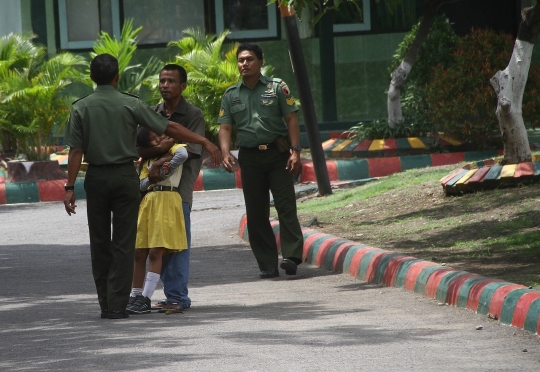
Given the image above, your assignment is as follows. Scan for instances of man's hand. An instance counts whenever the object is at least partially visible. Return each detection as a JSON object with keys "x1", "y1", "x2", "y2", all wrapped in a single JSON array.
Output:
[
  {"x1": 148, "y1": 157, "x2": 169, "y2": 183},
  {"x1": 286, "y1": 151, "x2": 302, "y2": 175},
  {"x1": 222, "y1": 153, "x2": 236, "y2": 173},
  {"x1": 204, "y1": 140, "x2": 222, "y2": 167},
  {"x1": 64, "y1": 190, "x2": 77, "y2": 216},
  {"x1": 161, "y1": 161, "x2": 171, "y2": 175},
  {"x1": 159, "y1": 137, "x2": 174, "y2": 152}
]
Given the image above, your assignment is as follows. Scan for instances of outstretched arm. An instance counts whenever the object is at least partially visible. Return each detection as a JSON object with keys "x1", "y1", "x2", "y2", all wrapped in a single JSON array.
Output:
[{"x1": 164, "y1": 121, "x2": 221, "y2": 166}]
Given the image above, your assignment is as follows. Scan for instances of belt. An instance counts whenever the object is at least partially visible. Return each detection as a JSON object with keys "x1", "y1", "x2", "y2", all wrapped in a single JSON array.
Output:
[
  {"x1": 88, "y1": 161, "x2": 134, "y2": 168},
  {"x1": 241, "y1": 142, "x2": 276, "y2": 150},
  {"x1": 148, "y1": 185, "x2": 179, "y2": 192}
]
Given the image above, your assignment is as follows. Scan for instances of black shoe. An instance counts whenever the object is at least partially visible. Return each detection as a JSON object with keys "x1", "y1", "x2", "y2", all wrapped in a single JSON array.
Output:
[
  {"x1": 127, "y1": 295, "x2": 152, "y2": 314},
  {"x1": 280, "y1": 258, "x2": 298, "y2": 275},
  {"x1": 127, "y1": 296, "x2": 137, "y2": 308},
  {"x1": 100, "y1": 309, "x2": 108, "y2": 319},
  {"x1": 108, "y1": 311, "x2": 129, "y2": 319},
  {"x1": 259, "y1": 268, "x2": 279, "y2": 279}
]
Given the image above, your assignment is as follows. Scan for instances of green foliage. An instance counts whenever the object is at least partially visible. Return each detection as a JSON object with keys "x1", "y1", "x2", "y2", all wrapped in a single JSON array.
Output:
[
  {"x1": 90, "y1": 19, "x2": 163, "y2": 96},
  {"x1": 0, "y1": 34, "x2": 87, "y2": 160},
  {"x1": 425, "y1": 29, "x2": 540, "y2": 148},
  {"x1": 345, "y1": 117, "x2": 433, "y2": 141},
  {"x1": 167, "y1": 28, "x2": 273, "y2": 144},
  {"x1": 389, "y1": 14, "x2": 457, "y2": 130}
]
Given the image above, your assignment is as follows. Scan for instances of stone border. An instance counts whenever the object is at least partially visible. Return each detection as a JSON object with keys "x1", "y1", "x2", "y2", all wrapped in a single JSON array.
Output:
[
  {"x1": 238, "y1": 215, "x2": 540, "y2": 337},
  {"x1": 441, "y1": 155, "x2": 540, "y2": 194}
]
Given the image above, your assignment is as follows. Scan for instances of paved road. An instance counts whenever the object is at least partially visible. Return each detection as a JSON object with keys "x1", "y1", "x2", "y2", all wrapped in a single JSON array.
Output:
[{"x1": 1, "y1": 189, "x2": 539, "y2": 371}]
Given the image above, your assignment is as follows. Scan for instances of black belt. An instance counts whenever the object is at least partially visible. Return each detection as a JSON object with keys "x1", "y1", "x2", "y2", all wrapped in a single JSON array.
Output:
[
  {"x1": 148, "y1": 185, "x2": 179, "y2": 192},
  {"x1": 241, "y1": 142, "x2": 276, "y2": 150},
  {"x1": 89, "y1": 161, "x2": 134, "y2": 168}
]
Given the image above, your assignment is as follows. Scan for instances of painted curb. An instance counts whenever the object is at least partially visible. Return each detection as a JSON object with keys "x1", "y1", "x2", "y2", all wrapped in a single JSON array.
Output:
[{"x1": 238, "y1": 215, "x2": 540, "y2": 337}]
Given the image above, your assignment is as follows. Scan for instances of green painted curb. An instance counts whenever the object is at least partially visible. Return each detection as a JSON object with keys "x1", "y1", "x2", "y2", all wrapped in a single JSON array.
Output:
[
  {"x1": 392, "y1": 258, "x2": 423, "y2": 288},
  {"x1": 5, "y1": 181, "x2": 40, "y2": 204},
  {"x1": 434, "y1": 271, "x2": 469, "y2": 303},
  {"x1": 456, "y1": 277, "x2": 489, "y2": 308},
  {"x1": 499, "y1": 288, "x2": 536, "y2": 325},
  {"x1": 476, "y1": 282, "x2": 513, "y2": 315},
  {"x1": 413, "y1": 265, "x2": 446, "y2": 294},
  {"x1": 202, "y1": 168, "x2": 236, "y2": 191}
]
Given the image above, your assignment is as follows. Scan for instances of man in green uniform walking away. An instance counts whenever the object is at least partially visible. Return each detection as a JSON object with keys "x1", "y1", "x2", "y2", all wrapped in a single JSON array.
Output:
[
  {"x1": 63, "y1": 54, "x2": 221, "y2": 319},
  {"x1": 218, "y1": 43, "x2": 304, "y2": 279}
]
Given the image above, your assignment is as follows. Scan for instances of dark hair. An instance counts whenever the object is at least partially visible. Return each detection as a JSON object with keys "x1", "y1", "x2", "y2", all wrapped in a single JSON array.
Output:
[
  {"x1": 161, "y1": 64, "x2": 187, "y2": 84},
  {"x1": 136, "y1": 126, "x2": 152, "y2": 148},
  {"x1": 90, "y1": 54, "x2": 119, "y2": 85},
  {"x1": 236, "y1": 43, "x2": 263, "y2": 61}
]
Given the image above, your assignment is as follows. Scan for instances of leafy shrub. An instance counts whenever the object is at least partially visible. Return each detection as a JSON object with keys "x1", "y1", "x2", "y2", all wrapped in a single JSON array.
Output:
[
  {"x1": 345, "y1": 117, "x2": 434, "y2": 141},
  {"x1": 425, "y1": 28, "x2": 540, "y2": 148}
]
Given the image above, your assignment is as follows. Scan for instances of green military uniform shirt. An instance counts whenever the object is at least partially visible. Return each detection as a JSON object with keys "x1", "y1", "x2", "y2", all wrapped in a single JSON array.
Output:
[
  {"x1": 64, "y1": 85, "x2": 169, "y2": 165},
  {"x1": 217, "y1": 75, "x2": 298, "y2": 147}
]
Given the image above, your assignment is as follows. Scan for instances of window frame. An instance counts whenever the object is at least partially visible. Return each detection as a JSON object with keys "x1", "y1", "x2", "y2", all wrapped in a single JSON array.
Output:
[
  {"x1": 214, "y1": 0, "x2": 278, "y2": 39},
  {"x1": 58, "y1": 0, "x2": 121, "y2": 49},
  {"x1": 333, "y1": 0, "x2": 371, "y2": 33}
]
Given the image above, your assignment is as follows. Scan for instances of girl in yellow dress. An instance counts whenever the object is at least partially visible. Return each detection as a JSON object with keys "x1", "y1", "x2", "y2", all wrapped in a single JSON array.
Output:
[{"x1": 128, "y1": 127, "x2": 188, "y2": 314}]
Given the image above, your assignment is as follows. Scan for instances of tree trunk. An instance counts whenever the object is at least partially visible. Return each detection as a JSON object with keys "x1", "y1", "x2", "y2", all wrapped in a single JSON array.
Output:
[
  {"x1": 387, "y1": 0, "x2": 463, "y2": 128},
  {"x1": 387, "y1": 3, "x2": 437, "y2": 127},
  {"x1": 490, "y1": 5, "x2": 540, "y2": 164}
]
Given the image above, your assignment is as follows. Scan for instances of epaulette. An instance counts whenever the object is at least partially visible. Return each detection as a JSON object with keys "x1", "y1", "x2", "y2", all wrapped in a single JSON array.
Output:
[
  {"x1": 268, "y1": 77, "x2": 283, "y2": 84},
  {"x1": 224, "y1": 82, "x2": 241, "y2": 93},
  {"x1": 121, "y1": 92, "x2": 139, "y2": 98},
  {"x1": 71, "y1": 94, "x2": 90, "y2": 104}
]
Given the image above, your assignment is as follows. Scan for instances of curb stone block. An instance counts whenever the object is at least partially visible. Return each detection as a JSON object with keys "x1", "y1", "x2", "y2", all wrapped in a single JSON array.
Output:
[
  {"x1": 240, "y1": 219, "x2": 540, "y2": 336},
  {"x1": 455, "y1": 276, "x2": 489, "y2": 309},
  {"x1": 392, "y1": 258, "x2": 423, "y2": 288},
  {"x1": 367, "y1": 157, "x2": 401, "y2": 178},
  {"x1": 0, "y1": 183, "x2": 5, "y2": 205},
  {"x1": 431, "y1": 153, "x2": 465, "y2": 166},
  {"x1": 38, "y1": 179, "x2": 65, "y2": 202},
  {"x1": 488, "y1": 284, "x2": 528, "y2": 320},
  {"x1": 5, "y1": 181, "x2": 40, "y2": 204},
  {"x1": 425, "y1": 268, "x2": 456, "y2": 298},
  {"x1": 404, "y1": 261, "x2": 439, "y2": 291}
]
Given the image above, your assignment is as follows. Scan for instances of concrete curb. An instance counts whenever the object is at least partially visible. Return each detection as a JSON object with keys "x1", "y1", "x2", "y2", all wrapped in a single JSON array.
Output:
[
  {"x1": 238, "y1": 215, "x2": 540, "y2": 337},
  {"x1": 0, "y1": 149, "x2": 519, "y2": 205}
]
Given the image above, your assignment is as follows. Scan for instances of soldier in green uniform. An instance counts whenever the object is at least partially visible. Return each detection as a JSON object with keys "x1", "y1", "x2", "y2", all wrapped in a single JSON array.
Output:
[
  {"x1": 63, "y1": 54, "x2": 221, "y2": 319},
  {"x1": 218, "y1": 43, "x2": 304, "y2": 279}
]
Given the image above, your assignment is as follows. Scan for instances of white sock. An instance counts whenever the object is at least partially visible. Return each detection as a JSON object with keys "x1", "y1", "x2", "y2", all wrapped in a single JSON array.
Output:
[
  {"x1": 142, "y1": 272, "x2": 161, "y2": 299},
  {"x1": 130, "y1": 288, "x2": 142, "y2": 297}
]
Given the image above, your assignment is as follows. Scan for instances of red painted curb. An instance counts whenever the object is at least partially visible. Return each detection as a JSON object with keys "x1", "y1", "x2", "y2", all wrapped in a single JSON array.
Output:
[
  {"x1": 235, "y1": 168, "x2": 242, "y2": 189},
  {"x1": 303, "y1": 232, "x2": 327, "y2": 261},
  {"x1": 425, "y1": 268, "x2": 455, "y2": 298},
  {"x1": 315, "y1": 237, "x2": 343, "y2": 267},
  {"x1": 431, "y1": 153, "x2": 465, "y2": 166},
  {"x1": 383, "y1": 255, "x2": 418, "y2": 287},
  {"x1": 348, "y1": 247, "x2": 378, "y2": 277},
  {"x1": 238, "y1": 215, "x2": 247, "y2": 240},
  {"x1": 0, "y1": 183, "x2": 5, "y2": 205},
  {"x1": 332, "y1": 241, "x2": 359, "y2": 271},
  {"x1": 512, "y1": 292, "x2": 540, "y2": 329},
  {"x1": 466, "y1": 279, "x2": 503, "y2": 312},
  {"x1": 404, "y1": 261, "x2": 439, "y2": 291},
  {"x1": 488, "y1": 284, "x2": 528, "y2": 320},
  {"x1": 38, "y1": 179, "x2": 66, "y2": 202},
  {"x1": 367, "y1": 157, "x2": 402, "y2": 178},
  {"x1": 193, "y1": 172, "x2": 203, "y2": 191},
  {"x1": 446, "y1": 273, "x2": 482, "y2": 306},
  {"x1": 365, "y1": 251, "x2": 391, "y2": 282}
]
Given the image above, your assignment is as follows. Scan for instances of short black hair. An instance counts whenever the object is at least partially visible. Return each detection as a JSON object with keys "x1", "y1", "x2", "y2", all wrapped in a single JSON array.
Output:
[
  {"x1": 161, "y1": 64, "x2": 187, "y2": 84},
  {"x1": 90, "y1": 54, "x2": 119, "y2": 85},
  {"x1": 236, "y1": 43, "x2": 263, "y2": 61},
  {"x1": 136, "y1": 126, "x2": 152, "y2": 148}
]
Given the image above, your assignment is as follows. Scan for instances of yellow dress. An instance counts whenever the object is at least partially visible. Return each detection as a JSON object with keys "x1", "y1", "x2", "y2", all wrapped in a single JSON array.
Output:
[{"x1": 136, "y1": 144, "x2": 188, "y2": 252}]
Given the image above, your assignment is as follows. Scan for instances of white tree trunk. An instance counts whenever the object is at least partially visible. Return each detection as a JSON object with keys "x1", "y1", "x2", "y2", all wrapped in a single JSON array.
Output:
[
  {"x1": 387, "y1": 61, "x2": 412, "y2": 128},
  {"x1": 490, "y1": 40, "x2": 533, "y2": 164}
]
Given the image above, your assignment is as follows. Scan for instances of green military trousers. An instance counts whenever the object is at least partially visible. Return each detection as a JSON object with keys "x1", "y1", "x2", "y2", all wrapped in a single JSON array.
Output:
[
  {"x1": 84, "y1": 162, "x2": 140, "y2": 313},
  {"x1": 238, "y1": 146, "x2": 304, "y2": 271}
]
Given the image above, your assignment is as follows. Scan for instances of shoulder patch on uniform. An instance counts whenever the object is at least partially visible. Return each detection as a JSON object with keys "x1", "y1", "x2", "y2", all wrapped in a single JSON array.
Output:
[
  {"x1": 71, "y1": 94, "x2": 90, "y2": 104},
  {"x1": 280, "y1": 81, "x2": 291, "y2": 95},
  {"x1": 219, "y1": 108, "x2": 225, "y2": 117},
  {"x1": 121, "y1": 92, "x2": 139, "y2": 98},
  {"x1": 286, "y1": 97, "x2": 295, "y2": 106}
]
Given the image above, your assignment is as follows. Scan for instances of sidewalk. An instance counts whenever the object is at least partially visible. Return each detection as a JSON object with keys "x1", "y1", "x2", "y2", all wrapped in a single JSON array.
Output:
[{"x1": 238, "y1": 215, "x2": 540, "y2": 337}]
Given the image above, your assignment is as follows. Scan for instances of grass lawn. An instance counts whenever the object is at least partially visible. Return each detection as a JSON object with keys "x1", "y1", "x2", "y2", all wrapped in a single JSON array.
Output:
[{"x1": 290, "y1": 163, "x2": 540, "y2": 289}]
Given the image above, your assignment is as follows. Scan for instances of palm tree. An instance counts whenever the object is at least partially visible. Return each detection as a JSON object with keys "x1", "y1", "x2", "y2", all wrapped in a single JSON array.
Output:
[
  {"x1": 0, "y1": 48, "x2": 87, "y2": 161},
  {"x1": 90, "y1": 19, "x2": 163, "y2": 97},
  {"x1": 168, "y1": 28, "x2": 273, "y2": 143}
]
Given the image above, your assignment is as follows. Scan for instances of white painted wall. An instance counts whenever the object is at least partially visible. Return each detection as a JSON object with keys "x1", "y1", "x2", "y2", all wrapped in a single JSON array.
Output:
[{"x1": 0, "y1": 0, "x2": 22, "y2": 36}]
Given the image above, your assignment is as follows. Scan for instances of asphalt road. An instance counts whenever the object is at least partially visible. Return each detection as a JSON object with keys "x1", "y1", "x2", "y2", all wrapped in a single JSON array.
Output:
[{"x1": 1, "y1": 188, "x2": 539, "y2": 371}]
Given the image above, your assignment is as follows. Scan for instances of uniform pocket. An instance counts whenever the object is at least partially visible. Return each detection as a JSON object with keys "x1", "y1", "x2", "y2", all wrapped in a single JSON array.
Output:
[{"x1": 230, "y1": 104, "x2": 246, "y2": 122}]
